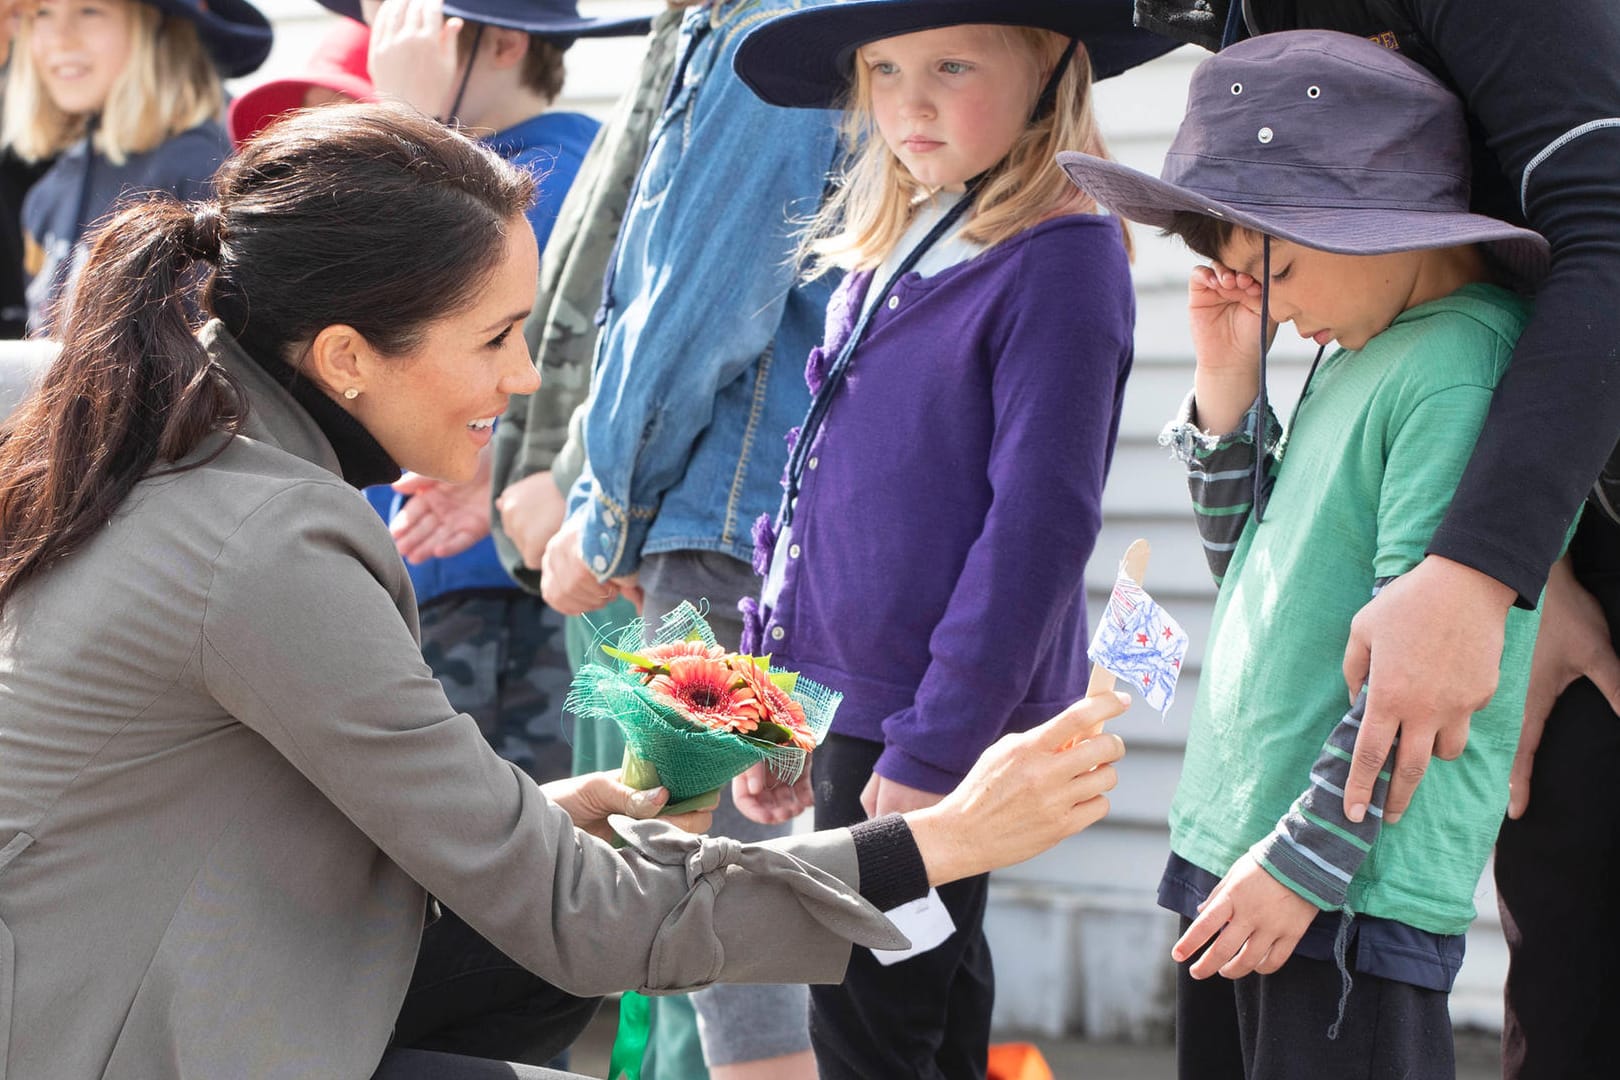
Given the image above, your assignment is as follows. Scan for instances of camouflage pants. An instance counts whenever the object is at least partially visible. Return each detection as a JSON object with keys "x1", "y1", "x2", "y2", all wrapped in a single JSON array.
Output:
[{"x1": 419, "y1": 589, "x2": 574, "y2": 783}]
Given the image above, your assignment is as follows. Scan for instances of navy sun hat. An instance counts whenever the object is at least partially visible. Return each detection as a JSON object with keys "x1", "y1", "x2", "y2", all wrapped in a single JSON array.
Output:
[
  {"x1": 149, "y1": 0, "x2": 273, "y2": 78},
  {"x1": 312, "y1": 0, "x2": 649, "y2": 41},
  {"x1": 732, "y1": 0, "x2": 1179, "y2": 109},
  {"x1": 1056, "y1": 29, "x2": 1549, "y2": 284}
]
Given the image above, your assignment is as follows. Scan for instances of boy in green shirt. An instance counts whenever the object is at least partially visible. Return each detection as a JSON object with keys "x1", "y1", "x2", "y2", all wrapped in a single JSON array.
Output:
[{"x1": 1060, "y1": 29, "x2": 1554, "y2": 1078}]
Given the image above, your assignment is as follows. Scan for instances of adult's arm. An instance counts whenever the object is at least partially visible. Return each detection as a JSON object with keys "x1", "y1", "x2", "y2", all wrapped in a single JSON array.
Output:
[
  {"x1": 1342, "y1": 0, "x2": 1620, "y2": 819},
  {"x1": 199, "y1": 479, "x2": 906, "y2": 995},
  {"x1": 876, "y1": 227, "x2": 1134, "y2": 791}
]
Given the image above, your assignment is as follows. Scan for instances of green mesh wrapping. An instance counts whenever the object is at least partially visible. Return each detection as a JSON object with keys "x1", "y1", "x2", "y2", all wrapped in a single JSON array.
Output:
[{"x1": 564, "y1": 601, "x2": 841, "y2": 802}]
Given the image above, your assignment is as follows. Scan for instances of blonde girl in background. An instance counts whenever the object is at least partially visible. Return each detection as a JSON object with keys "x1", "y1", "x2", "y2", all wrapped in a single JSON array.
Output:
[
  {"x1": 1, "y1": 0, "x2": 270, "y2": 330},
  {"x1": 732, "y1": 3, "x2": 1170, "y2": 1077}
]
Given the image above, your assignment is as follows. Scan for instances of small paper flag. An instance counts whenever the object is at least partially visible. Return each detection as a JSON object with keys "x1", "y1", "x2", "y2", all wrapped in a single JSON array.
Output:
[{"x1": 1087, "y1": 566, "x2": 1188, "y2": 716}]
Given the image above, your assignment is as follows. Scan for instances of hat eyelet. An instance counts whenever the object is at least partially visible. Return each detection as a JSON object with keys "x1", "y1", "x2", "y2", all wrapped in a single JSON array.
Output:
[
  {"x1": 1307, "y1": 85, "x2": 1322, "y2": 99},
  {"x1": 1257, "y1": 126, "x2": 1274, "y2": 144},
  {"x1": 1230, "y1": 82, "x2": 1243, "y2": 95}
]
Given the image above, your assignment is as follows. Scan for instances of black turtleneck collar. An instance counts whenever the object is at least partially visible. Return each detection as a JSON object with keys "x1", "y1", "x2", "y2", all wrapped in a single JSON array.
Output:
[{"x1": 242, "y1": 340, "x2": 401, "y2": 490}]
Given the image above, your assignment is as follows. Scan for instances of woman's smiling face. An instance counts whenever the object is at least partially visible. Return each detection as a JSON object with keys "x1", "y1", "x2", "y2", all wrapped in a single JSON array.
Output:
[{"x1": 340, "y1": 215, "x2": 541, "y2": 483}]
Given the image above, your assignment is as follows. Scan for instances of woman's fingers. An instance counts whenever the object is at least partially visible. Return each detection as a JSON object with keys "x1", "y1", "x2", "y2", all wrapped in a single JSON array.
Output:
[{"x1": 1031, "y1": 691, "x2": 1129, "y2": 752}]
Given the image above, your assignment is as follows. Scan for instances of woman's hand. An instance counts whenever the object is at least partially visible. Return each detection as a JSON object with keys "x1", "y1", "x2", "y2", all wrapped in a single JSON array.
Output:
[
  {"x1": 368, "y1": 0, "x2": 463, "y2": 119},
  {"x1": 495, "y1": 470, "x2": 568, "y2": 570},
  {"x1": 732, "y1": 760, "x2": 813, "y2": 825},
  {"x1": 903, "y1": 692, "x2": 1128, "y2": 886},
  {"x1": 1188, "y1": 261, "x2": 1269, "y2": 436},
  {"x1": 542, "y1": 771, "x2": 715, "y2": 843},
  {"x1": 1171, "y1": 853, "x2": 1317, "y2": 979}
]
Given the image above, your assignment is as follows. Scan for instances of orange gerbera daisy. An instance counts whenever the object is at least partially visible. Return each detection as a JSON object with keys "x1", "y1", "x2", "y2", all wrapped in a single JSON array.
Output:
[
  {"x1": 645, "y1": 656, "x2": 752, "y2": 734},
  {"x1": 729, "y1": 658, "x2": 816, "y2": 751}
]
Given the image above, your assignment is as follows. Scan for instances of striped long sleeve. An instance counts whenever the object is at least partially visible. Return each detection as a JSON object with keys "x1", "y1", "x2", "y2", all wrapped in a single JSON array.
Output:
[
  {"x1": 1249, "y1": 580, "x2": 1398, "y2": 911},
  {"x1": 1160, "y1": 391, "x2": 1282, "y2": 584}
]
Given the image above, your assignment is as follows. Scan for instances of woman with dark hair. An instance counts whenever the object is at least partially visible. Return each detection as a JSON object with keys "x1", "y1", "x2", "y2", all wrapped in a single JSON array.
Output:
[{"x1": 0, "y1": 103, "x2": 1128, "y2": 1080}]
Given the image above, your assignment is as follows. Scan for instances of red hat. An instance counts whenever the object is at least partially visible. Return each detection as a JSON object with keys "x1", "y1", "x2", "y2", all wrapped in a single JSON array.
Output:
[{"x1": 228, "y1": 18, "x2": 374, "y2": 147}]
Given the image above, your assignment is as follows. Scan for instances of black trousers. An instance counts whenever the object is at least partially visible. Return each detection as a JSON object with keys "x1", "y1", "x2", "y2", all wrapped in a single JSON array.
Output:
[
  {"x1": 387, "y1": 907, "x2": 602, "y2": 1071},
  {"x1": 1175, "y1": 918, "x2": 1454, "y2": 1079},
  {"x1": 809, "y1": 734, "x2": 995, "y2": 1080},
  {"x1": 1494, "y1": 510, "x2": 1620, "y2": 1080}
]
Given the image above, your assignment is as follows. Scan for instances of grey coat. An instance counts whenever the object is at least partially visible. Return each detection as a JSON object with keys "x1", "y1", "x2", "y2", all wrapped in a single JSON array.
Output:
[{"x1": 0, "y1": 323, "x2": 900, "y2": 1079}]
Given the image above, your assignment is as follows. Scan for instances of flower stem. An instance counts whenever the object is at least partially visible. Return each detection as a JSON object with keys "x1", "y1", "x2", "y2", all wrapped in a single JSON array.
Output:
[{"x1": 620, "y1": 746, "x2": 663, "y2": 792}]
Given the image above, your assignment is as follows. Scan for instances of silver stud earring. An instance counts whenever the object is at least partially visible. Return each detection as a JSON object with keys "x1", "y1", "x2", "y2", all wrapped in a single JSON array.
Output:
[{"x1": 343, "y1": 388, "x2": 360, "y2": 400}]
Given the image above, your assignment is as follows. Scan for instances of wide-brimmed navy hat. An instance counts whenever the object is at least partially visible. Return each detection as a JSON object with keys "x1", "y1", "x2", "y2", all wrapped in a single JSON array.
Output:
[
  {"x1": 150, "y1": 0, "x2": 273, "y2": 78},
  {"x1": 1057, "y1": 30, "x2": 1549, "y2": 284},
  {"x1": 312, "y1": 0, "x2": 649, "y2": 40},
  {"x1": 733, "y1": 0, "x2": 1178, "y2": 109}
]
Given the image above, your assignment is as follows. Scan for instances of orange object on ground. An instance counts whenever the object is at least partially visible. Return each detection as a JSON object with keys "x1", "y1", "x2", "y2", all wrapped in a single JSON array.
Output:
[{"x1": 987, "y1": 1041, "x2": 1055, "y2": 1080}]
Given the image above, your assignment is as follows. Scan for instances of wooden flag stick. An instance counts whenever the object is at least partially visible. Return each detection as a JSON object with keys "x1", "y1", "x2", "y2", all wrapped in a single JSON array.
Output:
[{"x1": 1062, "y1": 540, "x2": 1153, "y2": 751}]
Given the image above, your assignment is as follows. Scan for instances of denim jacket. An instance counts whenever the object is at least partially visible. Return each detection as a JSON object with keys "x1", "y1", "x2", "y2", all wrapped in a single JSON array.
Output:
[{"x1": 568, "y1": 0, "x2": 840, "y2": 579}]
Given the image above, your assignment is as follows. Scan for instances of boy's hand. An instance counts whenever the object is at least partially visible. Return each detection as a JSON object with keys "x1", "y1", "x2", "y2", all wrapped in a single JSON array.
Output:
[
  {"x1": 369, "y1": 0, "x2": 464, "y2": 119},
  {"x1": 862, "y1": 773, "x2": 945, "y2": 818},
  {"x1": 732, "y1": 760, "x2": 813, "y2": 825},
  {"x1": 1188, "y1": 262, "x2": 1271, "y2": 436},
  {"x1": 1171, "y1": 854, "x2": 1318, "y2": 980}
]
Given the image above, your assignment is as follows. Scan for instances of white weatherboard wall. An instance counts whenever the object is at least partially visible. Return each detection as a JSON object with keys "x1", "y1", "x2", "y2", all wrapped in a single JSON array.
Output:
[{"x1": 242, "y1": 8, "x2": 1510, "y2": 1043}]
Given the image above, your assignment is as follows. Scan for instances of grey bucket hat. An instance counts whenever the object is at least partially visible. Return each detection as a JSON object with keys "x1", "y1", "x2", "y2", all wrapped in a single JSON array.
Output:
[{"x1": 1057, "y1": 29, "x2": 1549, "y2": 286}]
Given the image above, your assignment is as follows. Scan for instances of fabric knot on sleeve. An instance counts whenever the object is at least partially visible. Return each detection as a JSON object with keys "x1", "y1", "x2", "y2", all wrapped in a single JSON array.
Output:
[{"x1": 607, "y1": 816, "x2": 909, "y2": 991}]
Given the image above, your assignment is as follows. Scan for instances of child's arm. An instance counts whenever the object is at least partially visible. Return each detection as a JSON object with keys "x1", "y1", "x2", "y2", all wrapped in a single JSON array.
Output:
[
  {"x1": 1172, "y1": 678, "x2": 1391, "y2": 979},
  {"x1": 1161, "y1": 264, "x2": 1280, "y2": 584}
]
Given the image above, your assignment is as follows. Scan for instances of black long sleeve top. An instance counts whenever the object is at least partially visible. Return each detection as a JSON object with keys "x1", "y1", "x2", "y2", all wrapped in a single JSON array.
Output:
[{"x1": 1136, "y1": 0, "x2": 1620, "y2": 605}]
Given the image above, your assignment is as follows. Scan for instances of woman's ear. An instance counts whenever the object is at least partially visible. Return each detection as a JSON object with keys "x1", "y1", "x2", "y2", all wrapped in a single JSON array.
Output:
[{"x1": 304, "y1": 324, "x2": 373, "y2": 403}]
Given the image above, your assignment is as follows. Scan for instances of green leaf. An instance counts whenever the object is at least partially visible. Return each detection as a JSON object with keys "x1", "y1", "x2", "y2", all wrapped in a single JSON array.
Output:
[
  {"x1": 748, "y1": 719, "x2": 794, "y2": 745},
  {"x1": 684, "y1": 627, "x2": 708, "y2": 644},
  {"x1": 769, "y1": 670, "x2": 798, "y2": 694},
  {"x1": 601, "y1": 643, "x2": 662, "y2": 671}
]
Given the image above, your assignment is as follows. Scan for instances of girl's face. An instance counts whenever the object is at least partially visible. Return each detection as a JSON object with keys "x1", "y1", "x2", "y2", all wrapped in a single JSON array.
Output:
[
  {"x1": 860, "y1": 24, "x2": 1043, "y2": 192},
  {"x1": 345, "y1": 216, "x2": 541, "y2": 483},
  {"x1": 29, "y1": 0, "x2": 138, "y2": 117}
]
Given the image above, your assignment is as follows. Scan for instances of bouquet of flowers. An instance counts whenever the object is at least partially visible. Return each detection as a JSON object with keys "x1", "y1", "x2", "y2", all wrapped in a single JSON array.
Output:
[{"x1": 566, "y1": 601, "x2": 840, "y2": 806}]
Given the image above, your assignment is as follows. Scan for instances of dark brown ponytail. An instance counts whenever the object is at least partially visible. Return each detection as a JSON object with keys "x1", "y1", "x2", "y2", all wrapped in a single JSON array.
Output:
[
  {"x1": 0, "y1": 102, "x2": 535, "y2": 615},
  {"x1": 0, "y1": 196, "x2": 243, "y2": 614}
]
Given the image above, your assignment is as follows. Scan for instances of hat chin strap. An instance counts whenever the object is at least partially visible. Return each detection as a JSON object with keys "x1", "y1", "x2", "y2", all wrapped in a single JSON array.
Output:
[
  {"x1": 445, "y1": 23, "x2": 485, "y2": 125},
  {"x1": 1254, "y1": 234, "x2": 1272, "y2": 523},
  {"x1": 1032, "y1": 36, "x2": 1079, "y2": 122}
]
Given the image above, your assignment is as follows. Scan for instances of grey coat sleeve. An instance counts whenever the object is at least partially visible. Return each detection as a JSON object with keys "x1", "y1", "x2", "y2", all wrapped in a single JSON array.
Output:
[{"x1": 199, "y1": 480, "x2": 904, "y2": 996}]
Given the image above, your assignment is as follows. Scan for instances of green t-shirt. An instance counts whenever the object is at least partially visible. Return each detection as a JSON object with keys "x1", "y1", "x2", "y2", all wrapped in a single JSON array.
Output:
[{"x1": 1170, "y1": 283, "x2": 1541, "y2": 936}]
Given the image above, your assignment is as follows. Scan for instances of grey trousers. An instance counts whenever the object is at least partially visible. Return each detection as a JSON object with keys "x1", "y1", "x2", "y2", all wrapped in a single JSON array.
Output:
[{"x1": 638, "y1": 550, "x2": 814, "y2": 1066}]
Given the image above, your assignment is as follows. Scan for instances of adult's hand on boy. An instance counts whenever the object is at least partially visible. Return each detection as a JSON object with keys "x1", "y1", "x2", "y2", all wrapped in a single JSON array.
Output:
[
  {"x1": 1509, "y1": 554, "x2": 1620, "y2": 818},
  {"x1": 1342, "y1": 556, "x2": 1515, "y2": 824},
  {"x1": 1172, "y1": 853, "x2": 1317, "y2": 980}
]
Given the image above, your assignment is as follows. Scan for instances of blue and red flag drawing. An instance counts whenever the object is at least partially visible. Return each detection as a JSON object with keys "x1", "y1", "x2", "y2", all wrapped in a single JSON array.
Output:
[{"x1": 1088, "y1": 568, "x2": 1189, "y2": 716}]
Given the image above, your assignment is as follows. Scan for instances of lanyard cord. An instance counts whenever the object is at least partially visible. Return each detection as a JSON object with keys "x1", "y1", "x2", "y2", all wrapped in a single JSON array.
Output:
[
  {"x1": 776, "y1": 36, "x2": 1077, "y2": 529},
  {"x1": 777, "y1": 181, "x2": 982, "y2": 527}
]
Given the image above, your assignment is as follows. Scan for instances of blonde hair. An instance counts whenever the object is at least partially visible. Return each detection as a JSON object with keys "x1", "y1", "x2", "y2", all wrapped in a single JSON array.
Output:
[
  {"x1": 801, "y1": 27, "x2": 1129, "y2": 277},
  {"x1": 2, "y1": 0, "x2": 223, "y2": 165}
]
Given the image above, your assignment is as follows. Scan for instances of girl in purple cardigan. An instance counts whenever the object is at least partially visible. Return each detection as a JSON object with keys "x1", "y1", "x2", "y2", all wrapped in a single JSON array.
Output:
[{"x1": 731, "y1": 2, "x2": 1167, "y2": 1076}]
